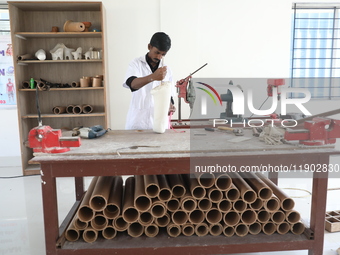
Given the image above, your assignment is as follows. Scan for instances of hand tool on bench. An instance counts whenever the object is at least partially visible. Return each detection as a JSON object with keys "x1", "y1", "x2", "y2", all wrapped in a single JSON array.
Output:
[{"x1": 217, "y1": 126, "x2": 244, "y2": 136}]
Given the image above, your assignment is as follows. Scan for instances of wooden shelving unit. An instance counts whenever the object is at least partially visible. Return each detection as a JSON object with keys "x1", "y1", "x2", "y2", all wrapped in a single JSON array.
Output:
[{"x1": 8, "y1": 1, "x2": 107, "y2": 175}]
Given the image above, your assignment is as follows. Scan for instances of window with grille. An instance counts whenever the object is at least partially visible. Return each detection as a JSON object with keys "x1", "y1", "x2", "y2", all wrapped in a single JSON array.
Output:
[{"x1": 291, "y1": 3, "x2": 340, "y2": 99}]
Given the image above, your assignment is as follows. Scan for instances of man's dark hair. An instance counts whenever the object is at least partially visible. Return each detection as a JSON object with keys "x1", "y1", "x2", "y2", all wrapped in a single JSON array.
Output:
[{"x1": 150, "y1": 32, "x2": 171, "y2": 52}]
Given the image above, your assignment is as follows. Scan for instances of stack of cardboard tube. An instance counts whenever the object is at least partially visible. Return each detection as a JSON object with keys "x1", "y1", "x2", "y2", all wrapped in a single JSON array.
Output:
[{"x1": 65, "y1": 172, "x2": 305, "y2": 243}]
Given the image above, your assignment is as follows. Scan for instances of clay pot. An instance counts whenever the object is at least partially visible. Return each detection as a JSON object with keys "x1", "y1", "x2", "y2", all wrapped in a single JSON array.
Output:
[
  {"x1": 63, "y1": 20, "x2": 85, "y2": 32},
  {"x1": 80, "y1": 77, "x2": 91, "y2": 87},
  {"x1": 82, "y1": 22, "x2": 92, "y2": 32},
  {"x1": 92, "y1": 77, "x2": 102, "y2": 87}
]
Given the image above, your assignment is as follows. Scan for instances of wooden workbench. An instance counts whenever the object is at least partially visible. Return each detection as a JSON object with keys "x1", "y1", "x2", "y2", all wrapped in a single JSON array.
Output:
[{"x1": 31, "y1": 129, "x2": 340, "y2": 255}]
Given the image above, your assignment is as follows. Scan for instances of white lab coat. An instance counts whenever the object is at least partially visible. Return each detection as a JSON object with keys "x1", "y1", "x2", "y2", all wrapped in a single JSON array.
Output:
[{"x1": 123, "y1": 55, "x2": 173, "y2": 130}]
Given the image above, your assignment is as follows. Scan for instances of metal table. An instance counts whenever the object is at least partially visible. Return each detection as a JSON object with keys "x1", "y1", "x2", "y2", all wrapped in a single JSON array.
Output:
[{"x1": 31, "y1": 129, "x2": 340, "y2": 255}]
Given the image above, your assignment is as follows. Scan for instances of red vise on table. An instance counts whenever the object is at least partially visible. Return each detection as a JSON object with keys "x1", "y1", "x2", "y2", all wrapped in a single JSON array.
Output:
[
  {"x1": 28, "y1": 125, "x2": 81, "y2": 153},
  {"x1": 284, "y1": 117, "x2": 340, "y2": 146}
]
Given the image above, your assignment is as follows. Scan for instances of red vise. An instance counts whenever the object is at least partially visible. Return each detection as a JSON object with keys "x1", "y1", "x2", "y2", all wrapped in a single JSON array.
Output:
[
  {"x1": 284, "y1": 117, "x2": 340, "y2": 146},
  {"x1": 28, "y1": 125, "x2": 81, "y2": 153}
]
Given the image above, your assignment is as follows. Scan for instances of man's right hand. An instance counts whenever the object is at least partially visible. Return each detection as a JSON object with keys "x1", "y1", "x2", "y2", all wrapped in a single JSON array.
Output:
[{"x1": 152, "y1": 66, "x2": 167, "y2": 81}]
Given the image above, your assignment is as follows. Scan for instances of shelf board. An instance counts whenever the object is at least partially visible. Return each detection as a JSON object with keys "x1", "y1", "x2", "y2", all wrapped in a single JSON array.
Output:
[
  {"x1": 15, "y1": 32, "x2": 102, "y2": 39},
  {"x1": 22, "y1": 113, "x2": 106, "y2": 119},
  {"x1": 10, "y1": 2, "x2": 101, "y2": 12},
  {"x1": 60, "y1": 230, "x2": 311, "y2": 252},
  {"x1": 18, "y1": 59, "x2": 102, "y2": 64},
  {"x1": 24, "y1": 164, "x2": 41, "y2": 176},
  {"x1": 19, "y1": 87, "x2": 104, "y2": 92}
]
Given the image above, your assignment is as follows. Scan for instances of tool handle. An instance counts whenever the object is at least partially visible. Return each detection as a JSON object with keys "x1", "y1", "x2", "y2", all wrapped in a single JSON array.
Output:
[
  {"x1": 204, "y1": 127, "x2": 215, "y2": 132},
  {"x1": 217, "y1": 126, "x2": 233, "y2": 131}
]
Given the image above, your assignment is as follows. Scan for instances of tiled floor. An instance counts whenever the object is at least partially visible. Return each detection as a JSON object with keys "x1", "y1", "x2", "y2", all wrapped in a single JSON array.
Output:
[{"x1": 0, "y1": 166, "x2": 339, "y2": 255}]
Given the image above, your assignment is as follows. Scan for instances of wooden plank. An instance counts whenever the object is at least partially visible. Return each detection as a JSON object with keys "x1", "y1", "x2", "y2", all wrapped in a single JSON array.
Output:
[{"x1": 15, "y1": 32, "x2": 102, "y2": 38}]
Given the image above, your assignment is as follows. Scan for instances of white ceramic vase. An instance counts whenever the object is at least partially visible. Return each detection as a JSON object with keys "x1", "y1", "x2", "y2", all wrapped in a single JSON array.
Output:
[{"x1": 35, "y1": 49, "x2": 46, "y2": 61}]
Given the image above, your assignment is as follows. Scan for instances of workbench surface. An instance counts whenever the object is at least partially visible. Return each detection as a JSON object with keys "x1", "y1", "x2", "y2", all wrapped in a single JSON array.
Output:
[{"x1": 32, "y1": 128, "x2": 337, "y2": 162}]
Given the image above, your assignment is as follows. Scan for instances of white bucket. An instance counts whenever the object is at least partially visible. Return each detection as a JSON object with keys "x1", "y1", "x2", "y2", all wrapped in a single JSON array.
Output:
[{"x1": 151, "y1": 81, "x2": 172, "y2": 133}]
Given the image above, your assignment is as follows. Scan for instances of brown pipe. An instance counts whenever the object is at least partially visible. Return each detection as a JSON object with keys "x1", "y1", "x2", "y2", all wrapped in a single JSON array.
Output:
[
  {"x1": 209, "y1": 223, "x2": 223, "y2": 236},
  {"x1": 271, "y1": 210, "x2": 286, "y2": 224},
  {"x1": 180, "y1": 190, "x2": 197, "y2": 212},
  {"x1": 263, "y1": 195, "x2": 280, "y2": 212},
  {"x1": 194, "y1": 172, "x2": 215, "y2": 188},
  {"x1": 73, "y1": 217, "x2": 88, "y2": 230},
  {"x1": 102, "y1": 226, "x2": 117, "y2": 239},
  {"x1": 195, "y1": 222, "x2": 209, "y2": 236},
  {"x1": 241, "y1": 209, "x2": 257, "y2": 225},
  {"x1": 127, "y1": 222, "x2": 144, "y2": 237},
  {"x1": 166, "y1": 197, "x2": 180, "y2": 212},
  {"x1": 122, "y1": 176, "x2": 139, "y2": 223},
  {"x1": 291, "y1": 222, "x2": 305, "y2": 235},
  {"x1": 157, "y1": 175, "x2": 172, "y2": 202},
  {"x1": 223, "y1": 225, "x2": 235, "y2": 237},
  {"x1": 134, "y1": 175, "x2": 152, "y2": 212},
  {"x1": 234, "y1": 223, "x2": 249, "y2": 237},
  {"x1": 167, "y1": 174, "x2": 186, "y2": 198},
  {"x1": 65, "y1": 222, "x2": 80, "y2": 242},
  {"x1": 91, "y1": 213, "x2": 108, "y2": 231},
  {"x1": 277, "y1": 222, "x2": 290, "y2": 235},
  {"x1": 182, "y1": 174, "x2": 206, "y2": 200},
  {"x1": 197, "y1": 198, "x2": 212, "y2": 211},
  {"x1": 71, "y1": 81, "x2": 80, "y2": 87},
  {"x1": 167, "y1": 223, "x2": 181, "y2": 237},
  {"x1": 138, "y1": 211, "x2": 154, "y2": 226},
  {"x1": 256, "y1": 173, "x2": 295, "y2": 211},
  {"x1": 73, "y1": 104, "x2": 83, "y2": 114},
  {"x1": 239, "y1": 172, "x2": 273, "y2": 200},
  {"x1": 172, "y1": 210, "x2": 188, "y2": 225},
  {"x1": 154, "y1": 213, "x2": 170, "y2": 227},
  {"x1": 189, "y1": 209, "x2": 205, "y2": 224},
  {"x1": 22, "y1": 81, "x2": 31, "y2": 89},
  {"x1": 233, "y1": 199, "x2": 247, "y2": 212},
  {"x1": 144, "y1": 175, "x2": 160, "y2": 198},
  {"x1": 37, "y1": 80, "x2": 48, "y2": 91},
  {"x1": 150, "y1": 199, "x2": 166, "y2": 218},
  {"x1": 205, "y1": 207, "x2": 222, "y2": 224},
  {"x1": 77, "y1": 176, "x2": 98, "y2": 222},
  {"x1": 217, "y1": 199, "x2": 232, "y2": 213},
  {"x1": 257, "y1": 209, "x2": 271, "y2": 223},
  {"x1": 90, "y1": 176, "x2": 114, "y2": 212},
  {"x1": 52, "y1": 106, "x2": 66, "y2": 114},
  {"x1": 229, "y1": 172, "x2": 257, "y2": 204},
  {"x1": 262, "y1": 222, "x2": 276, "y2": 235},
  {"x1": 66, "y1": 105, "x2": 75, "y2": 114},
  {"x1": 215, "y1": 173, "x2": 232, "y2": 191},
  {"x1": 17, "y1": 54, "x2": 33, "y2": 61},
  {"x1": 285, "y1": 210, "x2": 301, "y2": 224},
  {"x1": 113, "y1": 215, "x2": 130, "y2": 231},
  {"x1": 207, "y1": 187, "x2": 223, "y2": 203},
  {"x1": 250, "y1": 198, "x2": 264, "y2": 210},
  {"x1": 82, "y1": 104, "x2": 93, "y2": 114},
  {"x1": 248, "y1": 222, "x2": 262, "y2": 235},
  {"x1": 225, "y1": 184, "x2": 240, "y2": 202},
  {"x1": 104, "y1": 176, "x2": 123, "y2": 219},
  {"x1": 145, "y1": 223, "x2": 159, "y2": 237},
  {"x1": 83, "y1": 227, "x2": 98, "y2": 243},
  {"x1": 182, "y1": 223, "x2": 195, "y2": 236},
  {"x1": 223, "y1": 211, "x2": 240, "y2": 227}
]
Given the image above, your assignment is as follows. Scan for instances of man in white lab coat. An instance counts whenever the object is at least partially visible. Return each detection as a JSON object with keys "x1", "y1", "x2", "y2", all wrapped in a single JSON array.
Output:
[{"x1": 123, "y1": 32, "x2": 175, "y2": 130}]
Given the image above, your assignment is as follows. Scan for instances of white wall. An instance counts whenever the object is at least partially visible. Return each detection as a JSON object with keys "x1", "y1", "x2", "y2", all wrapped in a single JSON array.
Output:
[{"x1": 1, "y1": 0, "x2": 340, "y2": 166}]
